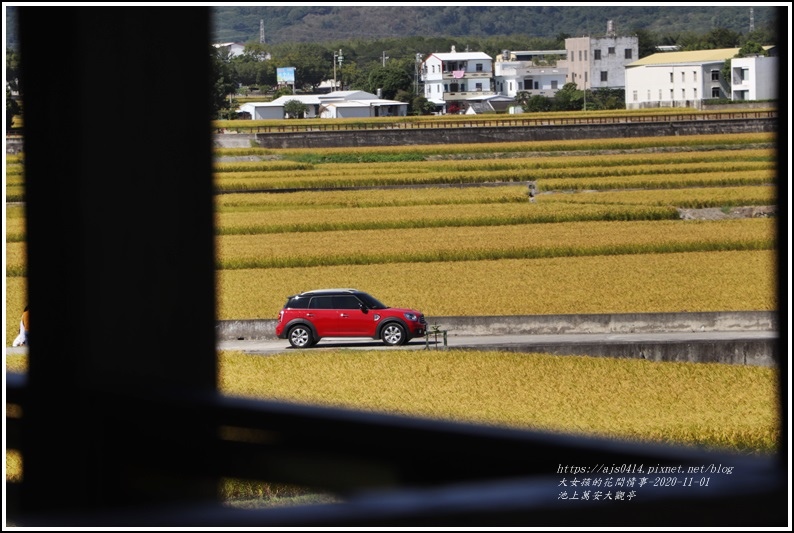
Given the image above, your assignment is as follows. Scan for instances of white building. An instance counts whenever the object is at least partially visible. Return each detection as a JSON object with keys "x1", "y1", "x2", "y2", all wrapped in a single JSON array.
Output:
[
  {"x1": 624, "y1": 48, "x2": 739, "y2": 109},
  {"x1": 236, "y1": 91, "x2": 407, "y2": 120},
  {"x1": 493, "y1": 50, "x2": 567, "y2": 98},
  {"x1": 730, "y1": 55, "x2": 778, "y2": 101},
  {"x1": 213, "y1": 42, "x2": 246, "y2": 58},
  {"x1": 562, "y1": 30, "x2": 638, "y2": 92},
  {"x1": 421, "y1": 46, "x2": 495, "y2": 112}
]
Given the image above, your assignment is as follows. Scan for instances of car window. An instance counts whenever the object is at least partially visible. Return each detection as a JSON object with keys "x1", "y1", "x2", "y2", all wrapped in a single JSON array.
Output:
[
  {"x1": 309, "y1": 296, "x2": 334, "y2": 309},
  {"x1": 356, "y1": 293, "x2": 387, "y2": 309},
  {"x1": 286, "y1": 296, "x2": 310, "y2": 309},
  {"x1": 333, "y1": 295, "x2": 362, "y2": 309}
]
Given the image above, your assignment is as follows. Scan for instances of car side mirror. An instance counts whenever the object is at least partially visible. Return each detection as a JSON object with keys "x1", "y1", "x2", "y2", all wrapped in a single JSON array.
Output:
[{"x1": 359, "y1": 302, "x2": 368, "y2": 313}]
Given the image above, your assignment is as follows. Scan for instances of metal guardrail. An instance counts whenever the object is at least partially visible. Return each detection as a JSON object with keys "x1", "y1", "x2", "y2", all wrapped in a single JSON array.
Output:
[{"x1": 215, "y1": 111, "x2": 776, "y2": 134}]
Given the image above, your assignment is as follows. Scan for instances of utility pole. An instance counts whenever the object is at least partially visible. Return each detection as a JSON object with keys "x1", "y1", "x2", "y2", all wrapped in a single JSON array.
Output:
[
  {"x1": 333, "y1": 49, "x2": 344, "y2": 90},
  {"x1": 259, "y1": 19, "x2": 265, "y2": 43},
  {"x1": 382, "y1": 51, "x2": 389, "y2": 67},
  {"x1": 415, "y1": 53, "x2": 423, "y2": 96}
]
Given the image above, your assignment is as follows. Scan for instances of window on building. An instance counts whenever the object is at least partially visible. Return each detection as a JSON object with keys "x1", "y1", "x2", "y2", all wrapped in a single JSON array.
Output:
[
  {"x1": 647, "y1": 90, "x2": 651, "y2": 100},
  {"x1": 578, "y1": 50, "x2": 582, "y2": 61},
  {"x1": 570, "y1": 51, "x2": 574, "y2": 61},
  {"x1": 711, "y1": 87, "x2": 720, "y2": 97},
  {"x1": 584, "y1": 50, "x2": 587, "y2": 61},
  {"x1": 681, "y1": 72, "x2": 685, "y2": 83},
  {"x1": 600, "y1": 71, "x2": 608, "y2": 82},
  {"x1": 670, "y1": 89, "x2": 674, "y2": 100},
  {"x1": 742, "y1": 68, "x2": 750, "y2": 81},
  {"x1": 694, "y1": 88, "x2": 697, "y2": 99},
  {"x1": 633, "y1": 90, "x2": 638, "y2": 101},
  {"x1": 658, "y1": 89, "x2": 662, "y2": 100},
  {"x1": 624, "y1": 49, "x2": 632, "y2": 59},
  {"x1": 608, "y1": 47, "x2": 615, "y2": 55},
  {"x1": 551, "y1": 80, "x2": 558, "y2": 89},
  {"x1": 476, "y1": 63, "x2": 483, "y2": 72},
  {"x1": 584, "y1": 72, "x2": 587, "y2": 83},
  {"x1": 594, "y1": 49, "x2": 601, "y2": 60},
  {"x1": 681, "y1": 88, "x2": 686, "y2": 99},
  {"x1": 711, "y1": 70, "x2": 720, "y2": 81},
  {"x1": 475, "y1": 82, "x2": 483, "y2": 91},
  {"x1": 670, "y1": 72, "x2": 674, "y2": 83},
  {"x1": 693, "y1": 71, "x2": 697, "y2": 82}
]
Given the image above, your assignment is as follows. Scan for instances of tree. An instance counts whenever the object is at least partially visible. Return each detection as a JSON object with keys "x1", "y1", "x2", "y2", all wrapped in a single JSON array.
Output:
[
  {"x1": 586, "y1": 88, "x2": 624, "y2": 111},
  {"x1": 524, "y1": 94, "x2": 553, "y2": 113},
  {"x1": 409, "y1": 94, "x2": 436, "y2": 115},
  {"x1": 737, "y1": 41, "x2": 767, "y2": 57},
  {"x1": 209, "y1": 46, "x2": 238, "y2": 120},
  {"x1": 283, "y1": 99, "x2": 307, "y2": 119},
  {"x1": 6, "y1": 49, "x2": 22, "y2": 129},
  {"x1": 231, "y1": 53, "x2": 273, "y2": 87},
  {"x1": 271, "y1": 42, "x2": 330, "y2": 91},
  {"x1": 552, "y1": 82, "x2": 582, "y2": 111},
  {"x1": 632, "y1": 28, "x2": 659, "y2": 59},
  {"x1": 6, "y1": 86, "x2": 20, "y2": 130},
  {"x1": 364, "y1": 66, "x2": 412, "y2": 99}
]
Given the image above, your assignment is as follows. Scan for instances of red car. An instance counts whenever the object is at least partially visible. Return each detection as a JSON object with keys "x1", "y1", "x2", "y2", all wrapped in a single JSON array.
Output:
[{"x1": 275, "y1": 288, "x2": 427, "y2": 348}]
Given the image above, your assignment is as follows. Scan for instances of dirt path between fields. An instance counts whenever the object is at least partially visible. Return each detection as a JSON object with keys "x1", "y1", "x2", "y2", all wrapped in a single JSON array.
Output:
[{"x1": 676, "y1": 205, "x2": 776, "y2": 220}]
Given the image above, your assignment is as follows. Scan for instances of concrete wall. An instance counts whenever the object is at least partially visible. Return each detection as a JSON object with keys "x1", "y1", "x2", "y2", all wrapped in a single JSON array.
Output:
[
  {"x1": 213, "y1": 117, "x2": 776, "y2": 149},
  {"x1": 454, "y1": 338, "x2": 777, "y2": 367},
  {"x1": 216, "y1": 310, "x2": 777, "y2": 341}
]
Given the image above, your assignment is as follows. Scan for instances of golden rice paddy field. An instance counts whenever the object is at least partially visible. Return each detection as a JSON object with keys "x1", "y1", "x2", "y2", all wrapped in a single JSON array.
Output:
[
  {"x1": 5, "y1": 131, "x2": 781, "y2": 457},
  {"x1": 5, "y1": 132, "x2": 779, "y2": 334},
  {"x1": 216, "y1": 349, "x2": 780, "y2": 453}
]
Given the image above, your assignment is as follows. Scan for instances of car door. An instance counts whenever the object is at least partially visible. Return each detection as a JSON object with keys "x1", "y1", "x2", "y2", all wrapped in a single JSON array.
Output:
[
  {"x1": 333, "y1": 295, "x2": 373, "y2": 336},
  {"x1": 307, "y1": 295, "x2": 337, "y2": 337}
]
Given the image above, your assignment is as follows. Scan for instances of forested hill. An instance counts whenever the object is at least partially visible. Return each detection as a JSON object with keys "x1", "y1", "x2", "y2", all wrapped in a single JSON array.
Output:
[
  {"x1": 210, "y1": 5, "x2": 779, "y2": 45},
  {"x1": 4, "y1": 5, "x2": 781, "y2": 49}
]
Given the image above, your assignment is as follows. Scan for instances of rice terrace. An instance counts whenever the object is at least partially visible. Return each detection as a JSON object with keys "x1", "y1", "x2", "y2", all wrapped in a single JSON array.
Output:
[{"x1": 4, "y1": 118, "x2": 781, "y2": 505}]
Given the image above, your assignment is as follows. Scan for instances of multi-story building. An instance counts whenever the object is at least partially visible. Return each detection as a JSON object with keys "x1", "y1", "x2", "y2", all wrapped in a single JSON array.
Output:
[
  {"x1": 730, "y1": 54, "x2": 778, "y2": 102},
  {"x1": 493, "y1": 50, "x2": 567, "y2": 98},
  {"x1": 561, "y1": 21, "x2": 638, "y2": 92},
  {"x1": 421, "y1": 46, "x2": 495, "y2": 113},
  {"x1": 624, "y1": 48, "x2": 740, "y2": 109}
]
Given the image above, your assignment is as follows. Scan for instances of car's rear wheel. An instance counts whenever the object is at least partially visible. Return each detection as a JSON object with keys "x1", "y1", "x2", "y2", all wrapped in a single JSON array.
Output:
[
  {"x1": 288, "y1": 325, "x2": 314, "y2": 348},
  {"x1": 381, "y1": 322, "x2": 406, "y2": 346}
]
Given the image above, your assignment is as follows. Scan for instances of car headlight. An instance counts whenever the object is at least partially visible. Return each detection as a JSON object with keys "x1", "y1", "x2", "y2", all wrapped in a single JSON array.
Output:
[{"x1": 404, "y1": 312, "x2": 418, "y2": 321}]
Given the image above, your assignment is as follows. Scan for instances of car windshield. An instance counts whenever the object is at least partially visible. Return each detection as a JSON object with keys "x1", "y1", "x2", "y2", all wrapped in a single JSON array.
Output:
[{"x1": 357, "y1": 292, "x2": 388, "y2": 309}]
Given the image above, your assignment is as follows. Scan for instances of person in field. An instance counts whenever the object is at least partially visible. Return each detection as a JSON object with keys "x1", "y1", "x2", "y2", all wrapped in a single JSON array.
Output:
[{"x1": 12, "y1": 305, "x2": 29, "y2": 347}]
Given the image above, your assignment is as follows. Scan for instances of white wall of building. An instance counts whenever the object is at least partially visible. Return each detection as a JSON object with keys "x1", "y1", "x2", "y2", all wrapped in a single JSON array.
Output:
[
  {"x1": 494, "y1": 62, "x2": 566, "y2": 97},
  {"x1": 625, "y1": 61, "x2": 726, "y2": 109},
  {"x1": 421, "y1": 48, "x2": 494, "y2": 105},
  {"x1": 563, "y1": 35, "x2": 638, "y2": 90},
  {"x1": 731, "y1": 56, "x2": 778, "y2": 101}
]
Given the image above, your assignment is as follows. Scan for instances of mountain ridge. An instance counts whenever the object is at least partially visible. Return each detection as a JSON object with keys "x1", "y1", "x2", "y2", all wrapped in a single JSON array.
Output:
[{"x1": 210, "y1": 5, "x2": 778, "y2": 45}]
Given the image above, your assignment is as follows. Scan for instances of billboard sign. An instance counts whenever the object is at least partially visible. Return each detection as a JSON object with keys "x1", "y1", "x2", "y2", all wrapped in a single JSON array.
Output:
[{"x1": 277, "y1": 67, "x2": 296, "y2": 83}]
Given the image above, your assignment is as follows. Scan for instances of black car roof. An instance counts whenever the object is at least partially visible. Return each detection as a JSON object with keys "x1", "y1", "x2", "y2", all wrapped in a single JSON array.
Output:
[{"x1": 294, "y1": 288, "x2": 360, "y2": 297}]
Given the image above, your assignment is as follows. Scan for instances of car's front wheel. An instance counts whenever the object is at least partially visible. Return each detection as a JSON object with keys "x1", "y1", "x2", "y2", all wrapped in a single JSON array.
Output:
[
  {"x1": 381, "y1": 322, "x2": 406, "y2": 346},
  {"x1": 288, "y1": 325, "x2": 314, "y2": 348}
]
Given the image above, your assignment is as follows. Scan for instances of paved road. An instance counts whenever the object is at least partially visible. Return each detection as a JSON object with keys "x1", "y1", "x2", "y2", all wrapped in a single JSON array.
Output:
[
  {"x1": 216, "y1": 330, "x2": 778, "y2": 356},
  {"x1": 7, "y1": 330, "x2": 777, "y2": 366}
]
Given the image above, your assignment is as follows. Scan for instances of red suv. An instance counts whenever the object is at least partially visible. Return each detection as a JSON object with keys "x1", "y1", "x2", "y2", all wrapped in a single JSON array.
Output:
[{"x1": 275, "y1": 288, "x2": 427, "y2": 348}]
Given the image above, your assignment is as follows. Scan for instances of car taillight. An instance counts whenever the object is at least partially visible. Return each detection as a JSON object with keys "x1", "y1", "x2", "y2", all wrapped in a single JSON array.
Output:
[{"x1": 277, "y1": 310, "x2": 284, "y2": 322}]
